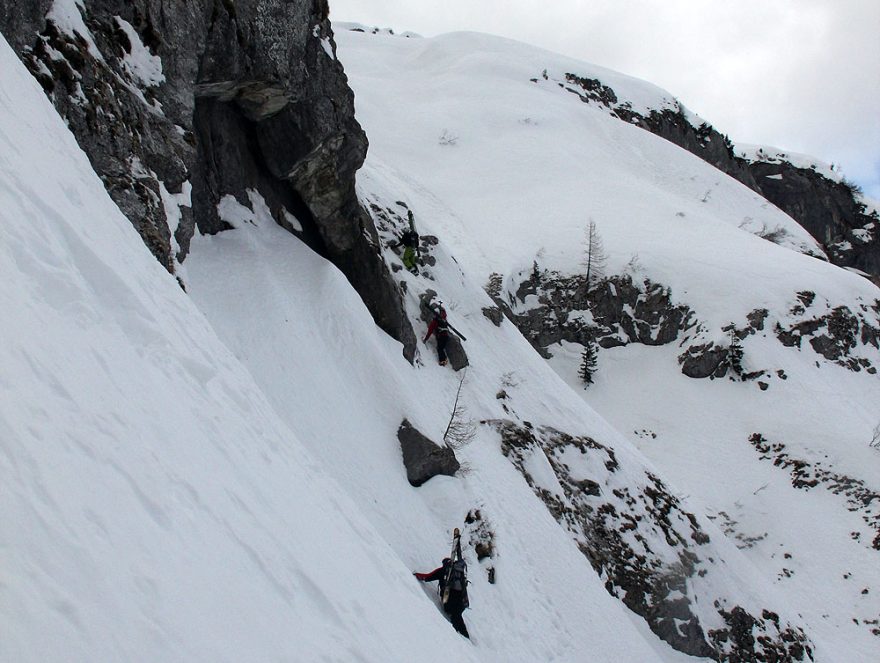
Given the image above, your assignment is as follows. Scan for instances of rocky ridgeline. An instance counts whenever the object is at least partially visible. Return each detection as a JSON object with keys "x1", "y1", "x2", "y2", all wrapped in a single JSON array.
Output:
[
  {"x1": 1, "y1": 0, "x2": 416, "y2": 357},
  {"x1": 555, "y1": 73, "x2": 758, "y2": 192},
  {"x1": 545, "y1": 71, "x2": 880, "y2": 281},
  {"x1": 493, "y1": 268, "x2": 880, "y2": 381},
  {"x1": 490, "y1": 269, "x2": 696, "y2": 358},
  {"x1": 487, "y1": 419, "x2": 813, "y2": 661}
]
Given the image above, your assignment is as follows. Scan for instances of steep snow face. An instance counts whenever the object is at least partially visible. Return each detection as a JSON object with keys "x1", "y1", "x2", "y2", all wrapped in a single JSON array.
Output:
[
  {"x1": 1, "y1": 33, "x2": 672, "y2": 663},
  {"x1": 335, "y1": 27, "x2": 824, "y2": 286},
  {"x1": 335, "y1": 26, "x2": 880, "y2": 660},
  {"x1": 180, "y1": 26, "x2": 848, "y2": 663},
  {"x1": 5, "y1": 15, "x2": 879, "y2": 662},
  {"x1": 180, "y1": 189, "x2": 673, "y2": 662},
  {"x1": 0, "y1": 36, "x2": 484, "y2": 663}
]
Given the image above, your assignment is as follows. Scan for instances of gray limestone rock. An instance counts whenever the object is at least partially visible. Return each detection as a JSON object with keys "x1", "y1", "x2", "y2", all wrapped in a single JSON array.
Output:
[
  {"x1": 747, "y1": 160, "x2": 880, "y2": 280},
  {"x1": 397, "y1": 419, "x2": 460, "y2": 487},
  {"x1": 0, "y1": 0, "x2": 415, "y2": 358},
  {"x1": 678, "y1": 343, "x2": 728, "y2": 379}
]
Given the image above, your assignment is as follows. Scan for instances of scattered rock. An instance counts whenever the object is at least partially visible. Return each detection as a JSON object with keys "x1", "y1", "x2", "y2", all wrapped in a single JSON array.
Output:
[
  {"x1": 482, "y1": 306, "x2": 504, "y2": 326},
  {"x1": 679, "y1": 343, "x2": 728, "y2": 379}
]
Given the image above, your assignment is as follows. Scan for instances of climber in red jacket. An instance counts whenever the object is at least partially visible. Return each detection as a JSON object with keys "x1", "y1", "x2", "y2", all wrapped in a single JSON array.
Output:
[
  {"x1": 414, "y1": 557, "x2": 470, "y2": 638},
  {"x1": 424, "y1": 305, "x2": 450, "y2": 366}
]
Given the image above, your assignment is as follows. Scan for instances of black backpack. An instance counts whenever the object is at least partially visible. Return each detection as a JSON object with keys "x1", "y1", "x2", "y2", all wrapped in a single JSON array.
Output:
[
  {"x1": 401, "y1": 229, "x2": 419, "y2": 248},
  {"x1": 442, "y1": 541, "x2": 469, "y2": 609}
]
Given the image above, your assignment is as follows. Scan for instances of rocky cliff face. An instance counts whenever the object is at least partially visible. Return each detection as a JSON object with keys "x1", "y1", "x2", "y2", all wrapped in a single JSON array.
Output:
[
  {"x1": 630, "y1": 111, "x2": 880, "y2": 283},
  {"x1": 745, "y1": 156, "x2": 880, "y2": 282},
  {"x1": 492, "y1": 267, "x2": 880, "y2": 384},
  {"x1": 0, "y1": 0, "x2": 415, "y2": 356}
]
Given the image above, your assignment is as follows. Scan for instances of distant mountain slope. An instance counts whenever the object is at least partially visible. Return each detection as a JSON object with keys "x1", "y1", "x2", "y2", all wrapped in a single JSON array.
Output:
[{"x1": 335, "y1": 26, "x2": 880, "y2": 660}]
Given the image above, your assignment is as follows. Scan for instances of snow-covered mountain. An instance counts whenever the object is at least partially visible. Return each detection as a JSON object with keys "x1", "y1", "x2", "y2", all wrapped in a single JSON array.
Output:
[
  {"x1": 333, "y1": 25, "x2": 880, "y2": 659},
  {"x1": 2, "y1": 6, "x2": 879, "y2": 663}
]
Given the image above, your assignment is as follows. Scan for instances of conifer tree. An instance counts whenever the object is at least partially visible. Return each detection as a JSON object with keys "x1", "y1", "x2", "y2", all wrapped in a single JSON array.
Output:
[
  {"x1": 582, "y1": 220, "x2": 607, "y2": 290},
  {"x1": 728, "y1": 328, "x2": 745, "y2": 378},
  {"x1": 578, "y1": 333, "x2": 599, "y2": 387}
]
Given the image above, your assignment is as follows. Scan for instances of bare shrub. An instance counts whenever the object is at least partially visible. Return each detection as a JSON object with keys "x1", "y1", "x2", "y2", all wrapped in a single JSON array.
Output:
[{"x1": 444, "y1": 369, "x2": 476, "y2": 450}]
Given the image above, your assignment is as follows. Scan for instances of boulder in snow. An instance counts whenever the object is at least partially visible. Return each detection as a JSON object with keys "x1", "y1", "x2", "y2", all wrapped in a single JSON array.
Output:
[{"x1": 397, "y1": 419, "x2": 460, "y2": 487}]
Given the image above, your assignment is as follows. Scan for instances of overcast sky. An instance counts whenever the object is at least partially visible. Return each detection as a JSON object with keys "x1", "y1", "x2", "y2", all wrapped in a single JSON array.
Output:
[{"x1": 331, "y1": 0, "x2": 880, "y2": 200}]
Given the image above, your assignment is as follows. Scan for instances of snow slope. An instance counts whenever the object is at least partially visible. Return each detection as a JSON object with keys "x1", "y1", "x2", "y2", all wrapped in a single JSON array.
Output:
[
  {"x1": 5, "y1": 16, "x2": 879, "y2": 663},
  {"x1": 0, "y1": 35, "x2": 484, "y2": 663},
  {"x1": 180, "y1": 191, "x2": 674, "y2": 662},
  {"x1": 334, "y1": 26, "x2": 880, "y2": 660},
  {"x1": 0, "y1": 33, "x2": 668, "y2": 663}
]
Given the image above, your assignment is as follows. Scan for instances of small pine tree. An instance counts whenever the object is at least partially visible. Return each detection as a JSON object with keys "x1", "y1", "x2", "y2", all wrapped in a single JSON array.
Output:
[
  {"x1": 578, "y1": 334, "x2": 598, "y2": 387},
  {"x1": 582, "y1": 220, "x2": 607, "y2": 290},
  {"x1": 728, "y1": 328, "x2": 744, "y2": 378}
]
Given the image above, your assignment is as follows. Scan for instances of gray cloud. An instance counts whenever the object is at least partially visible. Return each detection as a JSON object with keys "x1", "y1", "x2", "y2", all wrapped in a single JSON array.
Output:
[{"x1": 331, "y1": 0, "x2": 880, "y2": 198}]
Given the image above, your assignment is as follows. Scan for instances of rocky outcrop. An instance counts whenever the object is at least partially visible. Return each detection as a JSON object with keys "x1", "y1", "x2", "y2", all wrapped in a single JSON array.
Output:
[
  {"x1": 746, "y1": 157, "x2": 880, "y2": 279},
  {"x1": 397, "y1": 419, "x2": 460, "y2": 487},
  {"x1": 1, "y1": 0, "x2": 415, "y2": 357},
  {"x1": 773, "y1": 295, "x2": 879, "y2": 373},
  {"x1": 678, "y1": 342, "x2": 729, "y2": 379},
  {"x1": 489, "y1": 419, "x2": 813, "y2": 660},
  {"x1": 497, "y1": 270, "x2": 696, "y2": 357}
]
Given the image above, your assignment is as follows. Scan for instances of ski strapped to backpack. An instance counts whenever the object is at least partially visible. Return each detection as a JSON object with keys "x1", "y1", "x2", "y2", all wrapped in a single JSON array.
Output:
[
  {"x1": 407, "y1": 211, "x2": 421, "y2": 256},
  {"x1": 441, "y1": 528, "x2": 469, "y2": 609}
]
